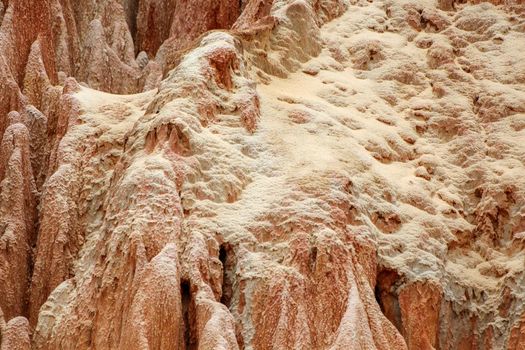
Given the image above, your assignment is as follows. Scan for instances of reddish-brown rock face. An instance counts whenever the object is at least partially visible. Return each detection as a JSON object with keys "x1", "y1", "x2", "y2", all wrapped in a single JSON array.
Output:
[
  {"x1": 0, "y1": 113, "x2": 37, "y2": 321},
  {"x1": 1, "y1": 0, "x2": 525, "y2": 349},
  {"x1": 136, "y1": 0, "x2": 240, "y2": 58}
]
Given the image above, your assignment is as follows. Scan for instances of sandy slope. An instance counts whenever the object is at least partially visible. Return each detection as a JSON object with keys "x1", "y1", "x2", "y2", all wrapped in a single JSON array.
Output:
[{"x1": 1, "y1": 0, "x2": 525, "y2": 349}]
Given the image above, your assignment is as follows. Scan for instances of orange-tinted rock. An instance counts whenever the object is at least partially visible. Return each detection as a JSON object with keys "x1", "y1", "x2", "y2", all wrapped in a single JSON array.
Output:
[
  {"x1": 508, "y1": 313, "x2": 525, "y2": 350},
  {"x1": 233, "y1": 0, "x2": 274, "y2": 30},
  {"x1": 0, "y1": 316, "x2": 31, "y2": 350},
  {"x1": 135, "y1": 0, "x2": 177, "y2": 57},
  {"x1": 251, "y1": 232, "x2": 406, "y2": 349},
  {"x1": 154, "y1": 0, "x2": 241, "y2": 72},
  {"x1": 0, "y1": 118, "x2": 37, "y2": 320},
  {"x1": 398, "y1": 282, "x2": 441, "y2": 350},
  {"x1": 1, "y1": 1, "x2": 525, "y2": 349}
]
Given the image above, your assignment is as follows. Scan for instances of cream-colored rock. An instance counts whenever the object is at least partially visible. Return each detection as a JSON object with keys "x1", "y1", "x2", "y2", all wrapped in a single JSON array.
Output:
[{"x1": 0, "y1": 0, "x2": 525, "y2": 349}]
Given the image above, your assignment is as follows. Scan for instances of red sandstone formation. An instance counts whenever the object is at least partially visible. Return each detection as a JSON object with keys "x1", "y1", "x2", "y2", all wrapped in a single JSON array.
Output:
[{"x1": 1, "y1": 0, "x2": 525, "y2": 349}]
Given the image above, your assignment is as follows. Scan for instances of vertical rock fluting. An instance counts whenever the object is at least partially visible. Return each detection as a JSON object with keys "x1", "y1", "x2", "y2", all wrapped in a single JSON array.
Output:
[
  {"x1": 0, "y1": 113, "x2": 37, "y2": 321},
  {"x1": 152, "y1": 0, "x2": 242, "y2": 73},
  {"x1": 1, "y1": 0, "x2": 525, "y2": 349},
  {"x1": 0, "y1": 314, "x2": 31, "y2": 350}
]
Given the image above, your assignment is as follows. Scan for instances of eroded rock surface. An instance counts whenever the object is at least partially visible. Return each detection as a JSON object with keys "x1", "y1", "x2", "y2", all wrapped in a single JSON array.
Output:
[{"x1": 1, "y1": 0, "x2": 525, "y2": 349}]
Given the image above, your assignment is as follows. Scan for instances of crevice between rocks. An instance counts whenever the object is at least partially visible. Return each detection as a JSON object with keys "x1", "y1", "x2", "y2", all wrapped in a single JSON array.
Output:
[
  {"x1": 219, "y1": 243, "x2": 234, "y2": 308},
  {"x1": 180, "y1": 279, "x2": 197, "y2": 350},
  {"x1": 123, "y1": 0, "x2": 140, "y2": 46},
  {"x1": 219, "y1": 242, "x2": 245, "y2": 349},
  {"x1": 375, "y1": 268, "x2": 404, "y2": 335}
]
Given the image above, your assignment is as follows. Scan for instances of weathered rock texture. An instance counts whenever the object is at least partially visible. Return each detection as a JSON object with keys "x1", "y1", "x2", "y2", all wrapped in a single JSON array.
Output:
[{"x1": 1, "y1": 0, "x2": 525, "y2": 349}]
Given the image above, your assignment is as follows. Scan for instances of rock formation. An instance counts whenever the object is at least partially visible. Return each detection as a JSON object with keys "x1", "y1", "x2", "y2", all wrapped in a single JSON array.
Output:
[{"x1": 0, "y1": 0, "x2": 525, "y2": 349}]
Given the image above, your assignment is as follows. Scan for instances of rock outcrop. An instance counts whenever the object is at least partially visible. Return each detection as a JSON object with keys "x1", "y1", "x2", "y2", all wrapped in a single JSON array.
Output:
[{"x1": 0, "y1": 0, "x2": 525, "y2": 349}]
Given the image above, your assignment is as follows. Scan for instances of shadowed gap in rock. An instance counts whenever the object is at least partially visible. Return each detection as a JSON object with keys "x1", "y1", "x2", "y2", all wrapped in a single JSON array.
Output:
[
  {"x1": 0, "y1": 2, "x2": 4, "y2": 26},
  {"x1": 123, "y1": 0, "x2": 139, "y2": 44},
  {"x1": 180, "y1": 279, "x2": 197, "y2": 350},
  {"x1": 375, "y1": 269, "x2": 404, "y2": 335},
  {"x1": 219, "y1": 243, "x2": 234, "y2": 308}
]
